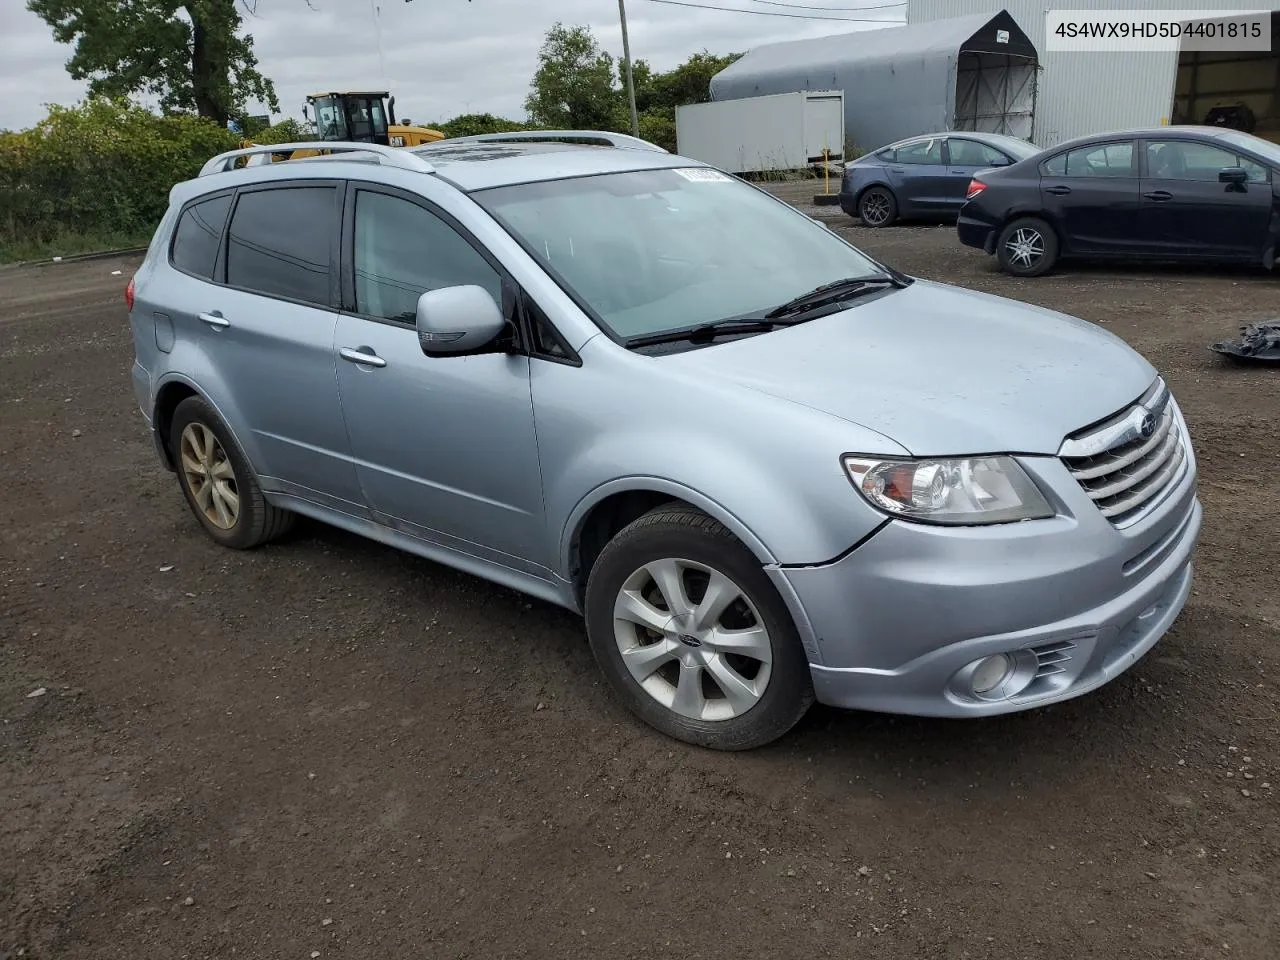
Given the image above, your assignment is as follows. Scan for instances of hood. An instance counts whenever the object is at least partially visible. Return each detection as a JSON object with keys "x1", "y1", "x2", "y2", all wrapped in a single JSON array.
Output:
[{"x1": 661, "y1": 279, "x2": 1156, "y2": 456}]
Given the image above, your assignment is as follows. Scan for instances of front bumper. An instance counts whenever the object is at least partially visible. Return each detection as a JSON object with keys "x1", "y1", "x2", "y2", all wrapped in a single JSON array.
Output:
[{"x1": 780, "y1": 455, "x2": 1201, "y2": 718}]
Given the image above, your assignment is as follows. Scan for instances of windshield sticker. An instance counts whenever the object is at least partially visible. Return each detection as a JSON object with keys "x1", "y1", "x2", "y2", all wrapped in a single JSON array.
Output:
[{"x1": 674, "y1": 167, "x2": 733, "y2": 182}]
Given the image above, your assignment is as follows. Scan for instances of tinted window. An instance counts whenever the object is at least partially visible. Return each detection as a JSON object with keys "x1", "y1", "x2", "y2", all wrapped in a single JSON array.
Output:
[
  {"x1": 894, "y1": 138, "x2": 944, "y2": 164},
  {"x1": 1046, "y1": 142, "x2": 1134, "y2": 178},
  {"x1": 1147, "y1": 139, "x2": 1269, "y2": 182},
  {"x1": 353, "y1": 190, "x2": 502, "y2": 323},
  {"x1": 948, "y1": 139, "x2": 1010, "y2": 166},
  {"x1": 171, "y1": 194, "x2": 231, "y2": 280},
  {"x1": 226, "y1": 187, "x2": 335, "y2": 305}
]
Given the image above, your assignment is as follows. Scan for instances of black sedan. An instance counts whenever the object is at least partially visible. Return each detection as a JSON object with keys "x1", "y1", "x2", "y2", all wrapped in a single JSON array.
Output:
[
  {"x1": 838, "y1": 131, "x2": 1042, "y2": 227},
  {"x1": 957, "y1": 125, "x2": 1280, "y2": 277}
]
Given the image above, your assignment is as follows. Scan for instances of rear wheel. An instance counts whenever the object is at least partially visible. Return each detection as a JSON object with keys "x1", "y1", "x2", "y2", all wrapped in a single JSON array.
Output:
[
  {"x1": 583, "y1": 504, "x2": 815, "y2": 751},
  {"x1": 858, "y1": 186, "x2": 897, "y2": 228},
  {"x1": 996, "y1": 216, "x2": 1059, "y2": 277},
  {"x1": 169, "y1": 396, "x2": 295, "y2": 549}
]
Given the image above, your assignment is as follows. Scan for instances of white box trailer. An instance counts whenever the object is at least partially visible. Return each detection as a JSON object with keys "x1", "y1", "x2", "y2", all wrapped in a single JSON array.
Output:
[{"x1": 675, "y1": 90, "x2": 845, "y2": 175}]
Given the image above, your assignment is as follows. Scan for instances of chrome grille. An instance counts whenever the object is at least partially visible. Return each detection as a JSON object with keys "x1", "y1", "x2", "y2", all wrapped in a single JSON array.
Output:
[{"x1": 1059, "y1": 378, "x2": 1187, "y2": 526}]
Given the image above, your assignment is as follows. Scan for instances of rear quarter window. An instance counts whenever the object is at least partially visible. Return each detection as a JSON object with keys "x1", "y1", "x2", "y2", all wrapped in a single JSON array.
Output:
[{"x1": 170, "y1": 193, "x2": 232, "y2": 281}]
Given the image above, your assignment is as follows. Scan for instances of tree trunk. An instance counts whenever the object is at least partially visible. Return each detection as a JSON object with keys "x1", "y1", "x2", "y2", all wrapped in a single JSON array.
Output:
[{"x1": 188, "y1": 8, "x2": 225, "y2": 125}]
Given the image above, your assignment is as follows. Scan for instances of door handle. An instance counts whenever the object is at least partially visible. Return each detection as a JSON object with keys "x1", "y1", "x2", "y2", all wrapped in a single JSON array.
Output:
[
  {"x1": 339, "y1": 347, "x2": 387, "y2": 368},
  {"x1": 1046, "y1": 185, "x2": 1071, "y2": 196},
  {"x1": 198, "y1": 311, "x2": 230, "y2": 329},
  {"x1": 1143, "y1": 190, "x2": 1173, "y2": 201}
]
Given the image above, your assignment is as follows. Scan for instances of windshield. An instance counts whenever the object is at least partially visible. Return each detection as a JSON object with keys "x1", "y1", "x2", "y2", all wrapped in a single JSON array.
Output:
[
  {"x1": 1215, "y1": 130, "x2": 1280, "y2": 167},
  {"x1": 472, "y1": 167, "x2": 887, "y2": 341}
]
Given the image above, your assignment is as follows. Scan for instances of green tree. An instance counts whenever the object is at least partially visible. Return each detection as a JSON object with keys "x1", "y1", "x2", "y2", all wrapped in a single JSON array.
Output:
[
  {"x1": 524, "y1": 22, "x2": 621, "y2": 130},
  {"x1": 26, "y1": 0, "x2": 278, "y2": 126}
]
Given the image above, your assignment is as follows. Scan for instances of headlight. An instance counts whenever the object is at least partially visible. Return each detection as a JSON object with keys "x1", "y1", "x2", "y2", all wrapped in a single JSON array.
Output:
[{"x1": 842, "y1": 455, "x2": 1054, "y2": 525}]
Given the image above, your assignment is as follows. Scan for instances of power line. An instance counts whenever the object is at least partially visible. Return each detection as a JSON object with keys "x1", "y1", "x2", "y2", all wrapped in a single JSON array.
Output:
[
  {"x1": 643, "y1": 0, "x2": 903, "y2": 21},
  {"x1": 742, "y1": 0, "x2": 905, "y2": 10}
]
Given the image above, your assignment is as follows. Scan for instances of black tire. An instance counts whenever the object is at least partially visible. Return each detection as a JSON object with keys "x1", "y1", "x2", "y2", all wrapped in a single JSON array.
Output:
[
  {"x1": 169, "y1": 395, "x2": 295, "y2": 549},
  {"x1": 996, "y1": 216, "x2": 1059, "y2": 277},
  {"x1": 858, "y1": 186, "x2": 897, "y2": 228},
  {"x1": 583, "y1": 504, "x2": 815, "y2": 751}
]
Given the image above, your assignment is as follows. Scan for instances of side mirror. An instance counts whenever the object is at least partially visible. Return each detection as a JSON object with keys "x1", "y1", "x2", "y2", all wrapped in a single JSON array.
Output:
[
  {"x1": 416, "y1": 285, "x2": 507, "y2": 356},
  {"x1": 989, "y1": 155, "x2": 1012, "y2": 167},
  {"x1": 1219, "y1": 166, "x2": 1248, "y2": 185}
]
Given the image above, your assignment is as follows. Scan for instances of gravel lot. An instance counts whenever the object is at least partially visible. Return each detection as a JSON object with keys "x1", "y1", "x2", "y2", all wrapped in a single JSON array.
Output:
[{"x1": 3, "y1": 201, "x2": 1279, "y2": 960}]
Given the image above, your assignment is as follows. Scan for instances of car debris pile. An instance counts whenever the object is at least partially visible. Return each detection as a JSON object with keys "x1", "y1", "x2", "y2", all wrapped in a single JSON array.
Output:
[{"x1": 1210, "y1": 321, "x2": 1280, "y2": 365}]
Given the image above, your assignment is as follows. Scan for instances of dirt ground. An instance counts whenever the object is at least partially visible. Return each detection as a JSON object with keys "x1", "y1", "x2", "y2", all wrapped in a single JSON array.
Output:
[{"x1": 3, "y1": 204, "x2": 1279, "y2": 960}]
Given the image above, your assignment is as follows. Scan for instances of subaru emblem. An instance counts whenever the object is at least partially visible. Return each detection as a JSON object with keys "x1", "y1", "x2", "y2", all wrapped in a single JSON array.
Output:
[{"x1": 1139, "y1": 412, "x2": 1156, "y2": 438}]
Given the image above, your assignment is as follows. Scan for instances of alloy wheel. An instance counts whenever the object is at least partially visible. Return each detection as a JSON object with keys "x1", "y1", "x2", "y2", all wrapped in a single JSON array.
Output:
[
  {"x1": 179, "y1": 422, "x2": 240, "y2": 530},
  {"x1": 1005, "y1": 227, "x2": 1044, "y2": 269},
  {"x1": 612, "y1": 558, "x2": 773, "y2": 722},
  {"x1": 860, "y1": 192, "x2": 891, "y2": 226}
]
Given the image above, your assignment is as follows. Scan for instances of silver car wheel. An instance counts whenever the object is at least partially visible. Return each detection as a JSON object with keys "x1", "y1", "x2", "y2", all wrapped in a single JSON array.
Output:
[
  {"x1": 1005, "y1": 227, "x2": 1044, "y2": 269},
  {"x1": 612, "y1": 557, "x2": 773, "y2": 722}
]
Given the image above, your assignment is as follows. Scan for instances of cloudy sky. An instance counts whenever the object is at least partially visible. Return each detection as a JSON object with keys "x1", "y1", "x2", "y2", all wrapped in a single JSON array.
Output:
[{"x1": 1, "y1": 0, "x2": 906, "y2": 131}]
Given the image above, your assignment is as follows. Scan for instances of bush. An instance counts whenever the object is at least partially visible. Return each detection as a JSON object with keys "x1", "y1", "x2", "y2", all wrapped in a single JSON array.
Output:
[
  {"x1": 434, "y1": 113, "x2": 531, "y2": 139},
  {"x1": 250, "y1": 118, "x2": 314, "y2": 145},
  {"x1": 0, "y1": 98, "x2": 239, "y2": 255}
]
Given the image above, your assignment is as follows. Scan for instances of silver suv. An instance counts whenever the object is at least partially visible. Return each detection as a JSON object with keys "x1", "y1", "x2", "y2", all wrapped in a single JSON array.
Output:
[{"x1": 127, "y1": 133, "x2": 1202, "y2": 750}]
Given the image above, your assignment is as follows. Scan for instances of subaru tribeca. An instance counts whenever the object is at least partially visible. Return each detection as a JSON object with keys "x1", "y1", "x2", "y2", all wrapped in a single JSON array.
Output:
[{"x1": 126, "y1": 133, "x2": 1202, "y2": 750}]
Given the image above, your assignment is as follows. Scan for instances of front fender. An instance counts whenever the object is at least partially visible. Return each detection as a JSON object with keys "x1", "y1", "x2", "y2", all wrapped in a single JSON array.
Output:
[{"x1": 534, "y1": 341, "x2": 903, "y2": 572}]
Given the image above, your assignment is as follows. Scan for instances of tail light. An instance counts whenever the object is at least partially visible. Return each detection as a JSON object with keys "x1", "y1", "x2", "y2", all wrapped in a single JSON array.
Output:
[
  {"x1": 125, "y1": 276, "x2": 135, "y2": 311},
  {"x1": 965, "y1": 179, "x2": 987, "y2": 200}
]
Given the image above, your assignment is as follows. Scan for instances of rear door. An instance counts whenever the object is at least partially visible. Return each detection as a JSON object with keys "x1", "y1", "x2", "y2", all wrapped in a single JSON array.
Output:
[
  {"x1": 1038, "y1": 140, "x2": 1144, "y2": 254},
  {"x1": 1138, "y1": 138, "x2": 1273, "y2": 259},
  {"x1": 942, "y1": 137, "x2": 1013, "y2": 211},
  {"x1": 189, "y1": 180, "x2": 365, "y2": 512},
  {"x1": 883, "y1": 136, "x2": 952, "y2": 215}
]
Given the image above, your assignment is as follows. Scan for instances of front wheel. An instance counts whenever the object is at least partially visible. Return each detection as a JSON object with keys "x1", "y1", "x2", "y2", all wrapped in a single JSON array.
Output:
[
  {"x1": 996, "y1": 216, "x2": 1059, "y2": 277},
  {"x1": 583, "y1": 504, "x2": 815, "y2": 751}
]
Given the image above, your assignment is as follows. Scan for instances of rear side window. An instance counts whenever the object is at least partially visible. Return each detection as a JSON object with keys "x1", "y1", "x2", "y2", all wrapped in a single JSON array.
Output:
[
  {"x1": 226, "y1": 186, "x2": 335, "y2": 306},
  {"x1": 170, "y1": 194, "x2": 231, "y2": 281},
  {"x1": 1043, "y1": 142, "x2": 1134, "y2": 178},
  {"x1": 895, "y1": 138, "x2": 944, "y2": 164}
]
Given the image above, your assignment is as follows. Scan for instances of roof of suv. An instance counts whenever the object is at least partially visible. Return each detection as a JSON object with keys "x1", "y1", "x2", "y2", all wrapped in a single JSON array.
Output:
[
  {"x1": 409, "y1": 138, "x2": 696, "y2": 192},
  {"x1": 186, "y1": 134, "x2": 702, "y2": 203}
]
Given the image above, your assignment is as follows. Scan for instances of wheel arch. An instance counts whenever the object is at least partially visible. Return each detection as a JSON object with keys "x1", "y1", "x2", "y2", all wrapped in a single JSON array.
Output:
[
  {"x1": 997, "y1": 207, "x2": 1065, "y2": 249},
  {"x1": 855, "y1": 180, "x2": 897, "y2": 209},
  {"x1": 151, "y1": 374, "x2": 261, "y2": 478},
  {"x1": 563, "y1": 479, "x2": 779, "y2": 608}
]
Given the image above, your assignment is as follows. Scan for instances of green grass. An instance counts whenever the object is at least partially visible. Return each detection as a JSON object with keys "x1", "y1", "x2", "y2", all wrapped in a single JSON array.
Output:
[{"x1": 0, "y1": 226, "x2": 154, "y2": 265}]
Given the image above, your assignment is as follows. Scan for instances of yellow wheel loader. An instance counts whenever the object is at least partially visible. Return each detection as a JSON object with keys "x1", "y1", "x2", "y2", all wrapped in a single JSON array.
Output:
[{"x1": 234, "y1": 91, "x2": 446, "y2": 165}]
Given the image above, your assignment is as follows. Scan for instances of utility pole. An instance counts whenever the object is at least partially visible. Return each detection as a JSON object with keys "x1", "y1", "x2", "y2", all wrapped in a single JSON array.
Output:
[{"x1": 618, "y1": 0, "x2": 640, "y2": 137}]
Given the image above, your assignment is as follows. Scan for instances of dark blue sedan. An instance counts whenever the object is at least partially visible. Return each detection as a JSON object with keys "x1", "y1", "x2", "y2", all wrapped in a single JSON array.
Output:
[{"x1": 839, "y1": 131, "x2": 1042, "y2": 228}]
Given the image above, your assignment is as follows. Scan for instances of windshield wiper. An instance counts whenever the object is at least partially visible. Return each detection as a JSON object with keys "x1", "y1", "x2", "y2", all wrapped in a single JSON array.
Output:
[
  {"x1": 625, "y1": 318, "x2": 785, "y2": 348},
  {"x1": 623, "y1": 272, "x2": 909, "y2": 350},
  {"x1": 764, "y1": 274, "x2": 901, "y2": 320}
]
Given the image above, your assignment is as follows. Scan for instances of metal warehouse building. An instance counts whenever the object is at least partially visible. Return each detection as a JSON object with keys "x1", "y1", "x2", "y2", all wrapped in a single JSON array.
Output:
[
  {"x1": 909, "y1": 0, "x2": 1280, "y2": 146},
  {"x1": 709, "y1": 10, "x2": 1039, "y2": 154}
]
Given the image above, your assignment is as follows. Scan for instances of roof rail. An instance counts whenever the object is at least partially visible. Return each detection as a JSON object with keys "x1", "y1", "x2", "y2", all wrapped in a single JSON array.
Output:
[
  {"x1": 198, "y1": 141, "x2": 435, "y2": 178},
  {"x1": 436, "y1": 130, "x2": 669, "y2": 154}
]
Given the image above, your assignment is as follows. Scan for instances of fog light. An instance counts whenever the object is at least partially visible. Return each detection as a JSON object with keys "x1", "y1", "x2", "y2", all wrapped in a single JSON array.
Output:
[{"x1": 971, "y1": 654, "x2": 1013, "y2": 695}]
